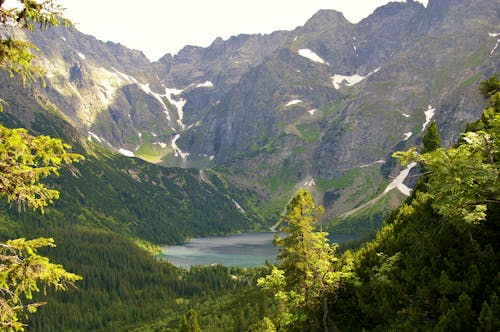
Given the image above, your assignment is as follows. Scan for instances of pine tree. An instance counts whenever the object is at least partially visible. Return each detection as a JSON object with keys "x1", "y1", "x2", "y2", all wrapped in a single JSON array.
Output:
[{"x1": 421, "y1": 120, "x2": 441, "y2": 153}]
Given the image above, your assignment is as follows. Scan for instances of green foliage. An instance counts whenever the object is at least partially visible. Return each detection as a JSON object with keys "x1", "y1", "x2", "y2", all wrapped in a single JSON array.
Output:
[
  {"x1": 296, "y1": 123, "x2": 320, "y2": 143},
  {"x1": 0, "y1": 2, "x2": 83, "y2": 330},
  {"x1": 479, "y1": 74, "x2": 500, "y2": 98},
  {"x1": 421, "y1": 120, "x2": 441, "y2": 153},
  {"x1": 324, "y1": 76, "x2": 500, "y2": 331},
  {"x1": 247, "y1": 317, "x2": 276, "y2": 332},
  {"x1": 20, "y1": 226, "x2": 255, "y2": 331},
  {"x1": 19, "y1": 225, "x2": 274, "y2": 331},
  {"x1": 394, "y1": 101, "x2": 499, "y2": 226},
  {"x1": 0, "y1": 0, "x2": 72, "y2": 89},
  {"x1": 0, "y1": 237, "x2": 81, "y2": 331},
  {"x1": 0, "y1": 137, "x2": 257, "y2": 245},
  {"x1": 0, "y1": 38, "x2": 41, "y2": 88},
  {"x1": 258, "y1": 190, "x2": 355, "y2": 331},
  {"x1": 0, "y1": 125, "x2": 83, "y2": 212},
  {"x1": 0, "y1": 127, "x2": 83, "y2": 330},
  {"x1": 178, "y1": 309, "x2": 201, "y2": 332}
]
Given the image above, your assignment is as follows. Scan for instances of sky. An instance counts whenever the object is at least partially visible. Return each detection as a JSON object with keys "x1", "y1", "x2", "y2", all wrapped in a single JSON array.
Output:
[{"x1": 59, "y1": 0, "x2": 428, "y2": 61}]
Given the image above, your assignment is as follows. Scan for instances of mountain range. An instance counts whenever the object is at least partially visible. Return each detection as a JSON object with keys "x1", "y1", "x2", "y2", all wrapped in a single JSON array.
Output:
[{"x1": 1, "y1": 0, "x2": 499, "y2": 236}]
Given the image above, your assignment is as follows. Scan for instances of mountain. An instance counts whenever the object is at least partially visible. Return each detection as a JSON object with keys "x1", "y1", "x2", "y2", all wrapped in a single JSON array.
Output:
[
  {"x1": 0, "y1": 69, "x2": 262, "y2": 244},
  {"x1": 2, "y1": 0, "x2": 499, "y2": 233},
  {"x1": 1, "y1": 1, "x2": 499, "y2": 330}
]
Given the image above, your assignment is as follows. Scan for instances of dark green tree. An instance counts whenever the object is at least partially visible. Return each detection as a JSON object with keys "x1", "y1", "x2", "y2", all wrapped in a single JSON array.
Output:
[
  {"x1": 479, "y1": 74, "x2": 500, "y2": 97},
  {"x1": 421, "y1": 120, "x2": 441, "y2": 153}
]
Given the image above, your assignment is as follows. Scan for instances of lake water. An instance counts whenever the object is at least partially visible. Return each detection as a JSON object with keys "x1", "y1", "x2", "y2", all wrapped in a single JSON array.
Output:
[{"x1": 159, "y1": 232, "x2": 357, "y2": 268}]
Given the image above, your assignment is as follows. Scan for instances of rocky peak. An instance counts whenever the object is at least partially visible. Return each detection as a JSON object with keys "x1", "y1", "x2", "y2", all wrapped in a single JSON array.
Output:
[
  {"x1": 368, "y1": 0, "x2": 425, "y2": 19},
  {"x1": 424, "y1": 0, "x2": 499, "y2": 33},
  {"x1": 4, "y1": 0, "x2": 497, "y2": 219},
  {"x1": 353, "y1": 0, "x2": 425, "y2": 69},
  {"x1": 302, "y1": 9, "x2": 351, "y2": 31}
]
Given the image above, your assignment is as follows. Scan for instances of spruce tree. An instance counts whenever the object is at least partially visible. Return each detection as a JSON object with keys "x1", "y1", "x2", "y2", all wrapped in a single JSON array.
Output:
[
  {"x1": 258, "y1": 189, "x2": 355, "y2": 331},
  {"x1": 0, "y1": 1, "x2": 82, "y2": 330},
  {"x1": 421, "y1": 120, "x2": 441, "y2": 153}
]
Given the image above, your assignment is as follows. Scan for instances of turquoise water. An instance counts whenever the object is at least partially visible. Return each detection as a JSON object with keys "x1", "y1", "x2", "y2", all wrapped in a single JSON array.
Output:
[{"x1": 159, "y1": 232, "x2": 356, "y2": 268}]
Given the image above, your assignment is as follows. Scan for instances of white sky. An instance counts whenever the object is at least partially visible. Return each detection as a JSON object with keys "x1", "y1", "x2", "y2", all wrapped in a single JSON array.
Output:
[{"x1": 59, "y1": 0, "x2": 428, "y2": 61}]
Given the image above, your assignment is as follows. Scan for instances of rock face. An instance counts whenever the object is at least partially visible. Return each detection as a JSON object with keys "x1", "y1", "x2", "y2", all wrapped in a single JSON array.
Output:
[
  {"x1": 175, "y1": 0, "x2": 499, "y2": 179},
  {"x1": 4, "y1": 0, "x2": 499, "y2": 218}
]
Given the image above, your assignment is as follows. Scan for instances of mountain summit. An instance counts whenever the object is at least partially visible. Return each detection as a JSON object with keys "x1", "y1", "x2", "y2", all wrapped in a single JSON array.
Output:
[{"x1": 3, "y1": 0, "x2": 499, "y2": 224}]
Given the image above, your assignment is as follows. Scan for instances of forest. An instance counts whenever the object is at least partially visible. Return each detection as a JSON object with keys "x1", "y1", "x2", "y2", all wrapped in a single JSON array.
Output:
[
  {"x1": 2, "y1": 75, "x2": 496, "y2": 332},
  {"x1": 0, "y1": 1, "x2": 499, "y2": 331}
]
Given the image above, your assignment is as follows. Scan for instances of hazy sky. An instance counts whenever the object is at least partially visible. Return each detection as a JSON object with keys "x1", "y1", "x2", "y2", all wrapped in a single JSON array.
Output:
[{"x1": 59, "y1": 0, "x2": 428, "y2": 61}]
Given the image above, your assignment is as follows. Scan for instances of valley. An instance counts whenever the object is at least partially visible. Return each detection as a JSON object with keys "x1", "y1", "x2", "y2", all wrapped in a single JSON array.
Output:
[
  {"x1": 13, "y1": 0, "x2": 497, "y2": 228},
  {"x1": 0, "y1": 0, "x2": 499, "y2": 330}
]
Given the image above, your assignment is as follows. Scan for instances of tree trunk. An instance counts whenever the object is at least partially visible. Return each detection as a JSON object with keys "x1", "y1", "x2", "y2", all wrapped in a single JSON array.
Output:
[{"x1": 322, "y1": 296, "x2": 329, "y2": 332}]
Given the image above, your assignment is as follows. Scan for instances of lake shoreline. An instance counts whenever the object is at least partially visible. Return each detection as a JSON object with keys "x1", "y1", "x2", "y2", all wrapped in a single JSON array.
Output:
[{"x1": 159, "y1": 231, "x2": 359, "y2": 269}]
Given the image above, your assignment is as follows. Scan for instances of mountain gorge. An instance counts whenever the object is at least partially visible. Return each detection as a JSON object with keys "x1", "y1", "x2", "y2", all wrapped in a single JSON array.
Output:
[{"x1": 2, "y1": 0, "x2": 500, "y2": 228}]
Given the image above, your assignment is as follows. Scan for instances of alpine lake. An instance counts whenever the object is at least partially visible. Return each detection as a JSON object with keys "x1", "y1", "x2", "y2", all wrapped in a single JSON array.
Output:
[{"x1": 159, "y1": 232, "x2": 358, "y2": 268}]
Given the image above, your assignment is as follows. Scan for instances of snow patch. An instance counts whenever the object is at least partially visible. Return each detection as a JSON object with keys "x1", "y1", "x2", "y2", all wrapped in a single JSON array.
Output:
[
  {"x1": 304, "y1": 178, "x2": 316, "y2": 188},
  {"x1": 231, "y1": 199, "x2": 246, "y2": 214},
  {"x1": 422, "y1": 105, "x2": 436, "y2": 132},
  {"x1": 77, "y1": 52, "x2": 86, "y2": 60},
  {"x1": 489, "y1": 33, "x2": 500, "y2": 56},
  {"x1": 151, "y1": 132, "x2": 157, "y2": 137},
  {"x1": 402, "y1": 113, "x2": 411, "y2": 118},
  {"x1": 107, "y1": 69, "x2": 188, "y2": 130},
  {"x1": 137, "y1": 83, "x2": 186, "y2": 129},
  {"x1": 340, "y1": 161, "x2": 415, "y2": 219},
  {"x1": 61, "y1": 36, "x2": 66, "y2": 42},
  {"x1": 331, "y1": 67, "x2": 380, "y2": 89},
  {"x1": 491, "y1": 40, "x2": 500, "y2": 56},
  {"x1": 87, "y1": 131, "x2": 102, "y2": 143},
  {"x1": 138, "y1": 84, "x2": 171, "y2": 124},
  {"x1": 384, "y1": 162, "x2": 417, "y2": 196},
  {"x1": 171, "y1": 134, "x2": 190, "y2": 167},
  {"x1": 200, "y1": 154, "x2": 215, "y2": 161},
  {"x1": 360, "y1": 160, "x2": 385, "y2": 168},
  {"x1": 112, "y1": 69, "x2": 138, "y2": 84},
  {"x1": 194, "y1": 81, "x2": 214, "y2": 88},
  {"x1": 153, "y1": 142, "x2": 167, "y2": 148},
  {"x1": 164, "y1": 87, "x2": 187, "y2": 129},
  {"x1": 403, "y1": 132, "x2": 413, "y2": 141},
  {"x1": 95, "y1": 68, "x2": 127, "y2": 107},
  {"x1": 285, "y1": 99, "x2": 303, "y2": 107},
  {"x1": 298, "y1": 49, "x2": 327, "y2": 64},
  {"x1": 118, "y1": 148, "x2": 135, "y2": 157},
  {"x1": 308, "y1": 109, "x2": 317, "y2": 116}
]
